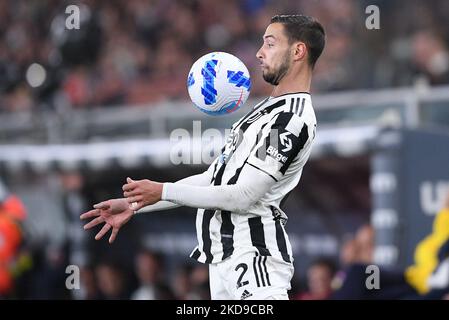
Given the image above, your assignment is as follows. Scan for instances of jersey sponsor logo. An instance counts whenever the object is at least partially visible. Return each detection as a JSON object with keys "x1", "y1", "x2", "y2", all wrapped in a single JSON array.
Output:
[
  {"x1": 279, "y1": 131, "x2": 292, "y2": 152},
  {"x1": 267, "y1": 145, "x2": 288, "y2": 163}
]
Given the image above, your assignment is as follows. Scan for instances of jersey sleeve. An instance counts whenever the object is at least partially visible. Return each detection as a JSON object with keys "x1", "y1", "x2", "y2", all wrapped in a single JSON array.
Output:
[{"x1": 246, "y1": 112, "x2": 311, "y2": 181}]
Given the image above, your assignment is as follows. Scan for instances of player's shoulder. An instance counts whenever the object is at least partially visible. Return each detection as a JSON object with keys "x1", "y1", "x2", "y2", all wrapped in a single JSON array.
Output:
[
  {"x1": 269, "y1": 92, "x2": 315, "y2": 125},
  {"x1": 265, "y1": 91, "x2": 312, "y2": 114}
]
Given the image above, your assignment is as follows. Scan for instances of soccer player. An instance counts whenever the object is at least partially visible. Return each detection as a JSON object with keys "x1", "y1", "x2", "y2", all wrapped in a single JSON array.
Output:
[{"x1": 81, "y1": 15, "x2": 325, "y2": 300}]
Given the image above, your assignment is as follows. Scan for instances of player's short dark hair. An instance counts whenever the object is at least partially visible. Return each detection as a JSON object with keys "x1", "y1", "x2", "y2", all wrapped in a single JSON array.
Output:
[{"x1": 271, "y1": 14, "x2": 325, "y2": 68}]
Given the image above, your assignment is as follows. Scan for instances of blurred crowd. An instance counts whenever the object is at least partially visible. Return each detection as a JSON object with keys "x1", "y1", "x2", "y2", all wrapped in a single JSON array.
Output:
[{"x1": 1, "y1": 0, "x2": 449, "y2": 113}]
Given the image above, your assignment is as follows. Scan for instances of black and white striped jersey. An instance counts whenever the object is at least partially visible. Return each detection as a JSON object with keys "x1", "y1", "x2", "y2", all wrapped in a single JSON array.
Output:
[{"x1": 190, "y1": 92, "x2": 317, "y2": 264}]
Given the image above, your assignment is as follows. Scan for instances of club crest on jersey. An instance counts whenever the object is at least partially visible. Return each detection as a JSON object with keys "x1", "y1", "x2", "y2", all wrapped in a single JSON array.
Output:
[
  {"x1": 220, "y1": 130, "x2": 241, "y2": 164},
  {"x1": 267, "y1": 145, "x2": 288, "y2": 163}
]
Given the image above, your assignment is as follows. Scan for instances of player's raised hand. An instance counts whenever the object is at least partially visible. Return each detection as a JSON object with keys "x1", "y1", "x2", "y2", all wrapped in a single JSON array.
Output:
[
  {"x1": 122, "y1": 177, "x2": 163, "y2": 211},
  {"x1": 80, "y1": 198, "x2": 134, "y2": 243}
]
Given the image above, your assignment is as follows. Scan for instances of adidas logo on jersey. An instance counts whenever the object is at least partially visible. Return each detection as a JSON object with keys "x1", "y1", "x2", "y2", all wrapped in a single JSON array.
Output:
[
  {"x1": 240, "y1": 290, "x2": 253, "y2": 300},
  {"x1": 267, "y1": 146, "x2": 287, "y2": 163}
]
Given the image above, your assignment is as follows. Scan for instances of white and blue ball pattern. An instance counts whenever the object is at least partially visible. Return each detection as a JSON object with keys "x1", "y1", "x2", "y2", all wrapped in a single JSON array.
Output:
[{"x1": 187, "y1": 52, "x2": 251, "y2": 115}]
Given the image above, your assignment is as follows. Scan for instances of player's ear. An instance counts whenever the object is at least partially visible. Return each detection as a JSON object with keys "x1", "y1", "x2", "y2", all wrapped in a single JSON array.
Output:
[{"x1": 293, "y1": 42, "x2": 307, "y2": 62}]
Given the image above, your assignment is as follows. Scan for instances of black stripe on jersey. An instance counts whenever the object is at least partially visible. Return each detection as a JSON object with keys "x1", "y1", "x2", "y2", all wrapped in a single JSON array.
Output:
[
  {"x1": 200, "y1": 162, "x2": 228, "y2": 263},
  {"x1": 264, "y1": 99, "x2": 287, "y2": 114},
  {"x1": 274, "y1": 219, "x2": 291, "y2": 263},
  {"x1": 220, "y1": 212, "x2": 234, "y2": 260},
  {"x1": 289, "y1": 98, "x2": 295, "y2": 113},
  {"x1": 210, "y1": 155, "x2": 221, "y2": 184},
  {"x1": 214, "y1": 162, "x2": 226, "y2": 185},
  {"x1": 257, "y1": 256, "x2": 266, "y2": 287},
  {"x1": 253, "y1": 256, "x2": 261, "y2": 287},
  {"x1": 298, "y1": 97, "x2": 305, "y2": 116},
  {"x1": 262, "y1": 256, "x2": 271, "y2": 286},
  {"x1": 294, "y1": 98, "x2": 300, "y2": 114},
  {"x1": 255, "y1": 129, "x2": 266, "y2": 161},
  {"x1": 191, "y1": 248, "x2": 201, "y2": 260},
  {"x1": 201, "y1": 210, "x2": 215, "y2": 263},
  {"x1": 279, "y1": 123, "x2": 309, "y2": 175},
  {"x1": 248, "y1": 216, "x2": 271, "y2": 256},
  {"x1": 239, "y1": 99, "x2": 286, "y2": 133},
  {"x1": 253, "y1": 111, "x2": 284, "y2": 163}
]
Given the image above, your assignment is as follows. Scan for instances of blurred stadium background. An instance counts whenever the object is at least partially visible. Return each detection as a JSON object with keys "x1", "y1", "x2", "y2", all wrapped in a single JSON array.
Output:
[{"x1": 1, "y1": 0, "x2": 449, "y2": 299}]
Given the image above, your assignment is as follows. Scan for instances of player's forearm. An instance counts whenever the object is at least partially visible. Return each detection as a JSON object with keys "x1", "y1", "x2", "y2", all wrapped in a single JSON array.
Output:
[
  {"x1": 135, "y1": 171, "x2": 212, "y2": 214},
  {"x1": 135, "y1": 200, "x2": 180, "y2": 213},
  {"x1": 161, "y1": 165, "x2": 274, "y2": 213}
]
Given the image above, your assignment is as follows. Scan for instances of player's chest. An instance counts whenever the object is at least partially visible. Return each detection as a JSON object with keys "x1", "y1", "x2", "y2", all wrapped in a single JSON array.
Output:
[{"x1": 220, "y1": 110, "x2": 278, "y2": 164}]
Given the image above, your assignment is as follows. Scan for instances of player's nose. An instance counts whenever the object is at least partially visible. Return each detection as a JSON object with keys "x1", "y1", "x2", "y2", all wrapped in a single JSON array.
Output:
[{"x1": 256, "y1": 47, "x2": 264, "y2": 61}]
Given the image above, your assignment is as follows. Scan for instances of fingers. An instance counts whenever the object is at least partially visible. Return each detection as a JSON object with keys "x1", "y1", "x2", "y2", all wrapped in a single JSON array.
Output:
[
  {"x1": 126, "y1": 195, "x2": 143, "y2": 204},
  {"x1": 122, "y1": 179, "x2": 138, "y2": 192},
  {"x1": 123, "y1": 189, "x2": 141, "y2": 198},
  {"x1": 83, "y1": 216, "x2": 104, "y2": 230},
  {"x1": 127, "y1": 177, "x2": 135, "y2": 184},
  {"x1": 95, "y1": 223, "x2": 111, "y2": 240},
  {"x1": 93, "y1": 201, "x2": 110, "y2": 210},
  {"x1": 80, "y1": 209, "x2": 100, "y2": 220},
  {"x1": 109, "y1": 227, "x2": 120, "y2": 244}
]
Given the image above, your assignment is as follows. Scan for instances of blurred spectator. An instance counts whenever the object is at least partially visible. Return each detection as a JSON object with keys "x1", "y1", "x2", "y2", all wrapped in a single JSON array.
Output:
[
  {"x1": 0, "y1": 179, "x2": 27, "y2": 298},
  {"x1": 95, "y1": 261, "x2": 129, "y2": 299},
  {"x1": 131, "y1": 249, "x2": 174, "y2": 300},
  {"x1": 79, "y1": 265, "x2": 100, "y2": 300},
  {"x1": 354, "y1": 224, "x2": 375, "y2": 264},
  {"x1": 172, "y1": 264, "x2": 193, "y2": 300},
  {"x1": 186, "y1": 264, "x2": 210, "y2": 300},
  {"x1": 410, "y1": 30, "x2": 449, "y2": 85},
  {"x1": 294, "y1": 258, "x2": 337, "y2": 300}
]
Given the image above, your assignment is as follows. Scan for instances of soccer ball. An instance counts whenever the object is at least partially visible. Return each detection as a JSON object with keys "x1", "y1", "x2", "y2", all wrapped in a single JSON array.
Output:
[{"x1": 187, "y1": 52, "x2": 251, "y2": 116}]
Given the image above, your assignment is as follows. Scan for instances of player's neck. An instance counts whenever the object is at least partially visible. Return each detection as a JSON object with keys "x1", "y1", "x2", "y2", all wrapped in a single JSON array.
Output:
[{"x1": 270, "y1": 66, "x2": 312, "y2": 97}]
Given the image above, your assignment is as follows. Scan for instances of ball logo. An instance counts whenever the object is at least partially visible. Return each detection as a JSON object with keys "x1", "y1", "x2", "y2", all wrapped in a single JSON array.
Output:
[{"x1": 201, "y1": 59, "x2": 218, "y2": 105}]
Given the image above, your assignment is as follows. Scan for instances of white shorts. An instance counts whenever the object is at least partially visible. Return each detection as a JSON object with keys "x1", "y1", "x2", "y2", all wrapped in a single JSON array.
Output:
[{"x1": 208, "y1": 250, "x2": 294, "y2": 300}]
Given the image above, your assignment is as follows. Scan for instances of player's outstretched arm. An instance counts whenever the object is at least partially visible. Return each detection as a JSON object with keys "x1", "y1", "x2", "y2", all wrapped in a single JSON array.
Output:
[
  {"x1": 136, "y1": 165, "x2": 215, "y2": 214},
  {"x1": 123, "y1": 164, "x2": 276, "y2": 213}
]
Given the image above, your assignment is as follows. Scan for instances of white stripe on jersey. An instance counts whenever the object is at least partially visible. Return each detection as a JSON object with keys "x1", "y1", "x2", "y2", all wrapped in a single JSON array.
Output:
[{"x1": 190, "y1": 92, "x2": 316, "y2": 264}]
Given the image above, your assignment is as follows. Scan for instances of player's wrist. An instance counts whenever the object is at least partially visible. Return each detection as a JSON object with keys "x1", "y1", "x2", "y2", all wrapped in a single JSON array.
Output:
[{"x1": 161, "y1": 182, "x2": 171, "y2": 201}]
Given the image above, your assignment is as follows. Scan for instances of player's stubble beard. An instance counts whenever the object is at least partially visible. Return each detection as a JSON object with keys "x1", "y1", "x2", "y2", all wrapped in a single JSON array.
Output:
[{"x1": 262, "y1": 48, "x2": 291, "y2": 86}]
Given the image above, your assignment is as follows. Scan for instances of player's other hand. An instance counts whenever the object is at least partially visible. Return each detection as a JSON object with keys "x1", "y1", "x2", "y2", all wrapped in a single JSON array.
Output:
[
  {"x1": 80, "y1": 198, "x2": 134, "y2": 244},
  {"x1": 122, "y1": 177, "x2": 163, "y2": 211}
]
